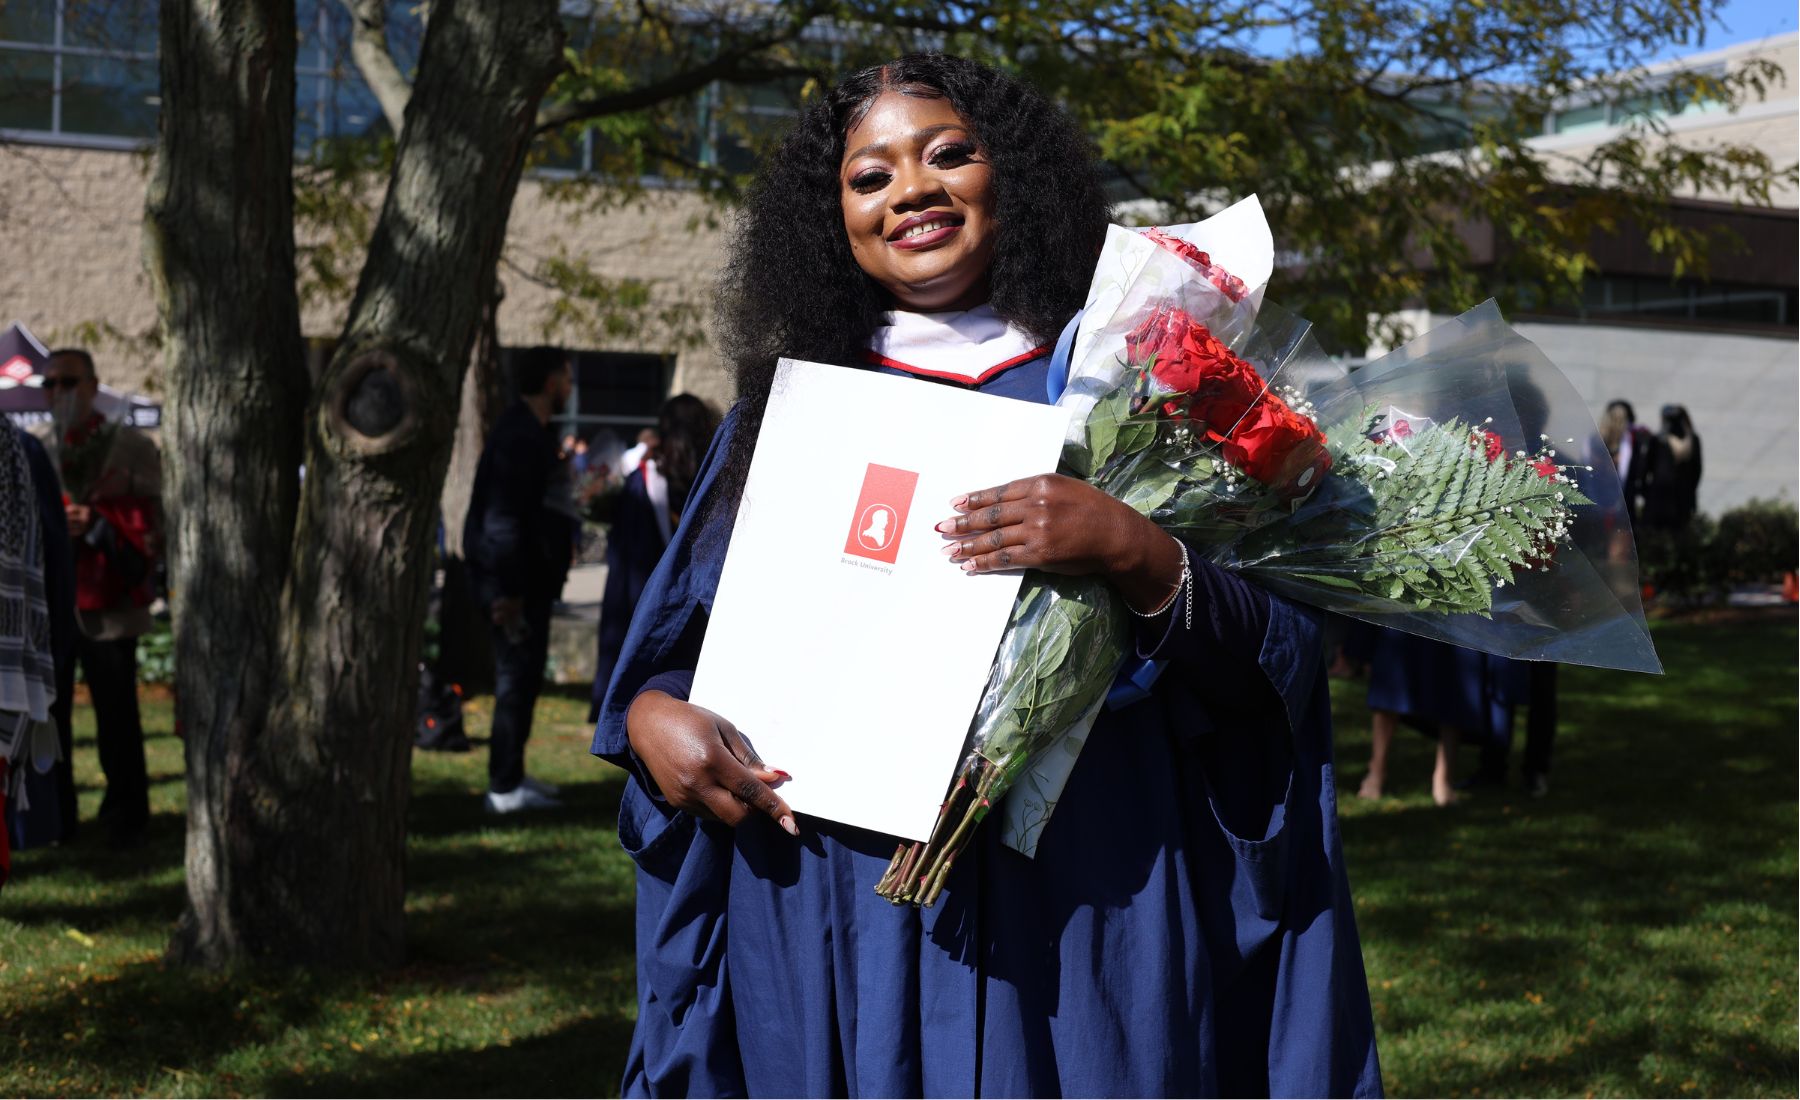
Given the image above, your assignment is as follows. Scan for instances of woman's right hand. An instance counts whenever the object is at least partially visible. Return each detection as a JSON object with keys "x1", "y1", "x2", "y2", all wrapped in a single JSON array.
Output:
[{"x1": 626, "y1": 690, "x2": 799, "y2": 836}]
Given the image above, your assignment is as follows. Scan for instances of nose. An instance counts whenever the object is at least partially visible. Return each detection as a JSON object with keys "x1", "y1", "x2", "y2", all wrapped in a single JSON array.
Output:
[{"x1": 889, "y1": 160, "x2": 943, "y2": 211}]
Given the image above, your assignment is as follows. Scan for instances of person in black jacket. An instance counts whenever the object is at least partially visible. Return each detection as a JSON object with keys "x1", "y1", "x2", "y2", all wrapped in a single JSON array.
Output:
[
  {"x1": 464, "y1": 346, "x2": 578, "y2": 814},
  {"x1": 1644, "y1": 404, "x2": 1702, "y2": 531}
]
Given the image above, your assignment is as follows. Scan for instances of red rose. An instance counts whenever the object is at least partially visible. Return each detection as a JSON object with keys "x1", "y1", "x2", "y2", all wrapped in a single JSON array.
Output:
[
  {"x1": 1127, "y1": 307, "x2": 1237, "y2": 415},
  {"x1": 1478, "y1": 430, "x2": 1506, "y2": 464},
  {"x1": 1390, "y1": 418, "x2": 1413, "y2": 441},
  {"x1": 1217, "y1": 399, "x2": 1334, "y2": 497},
  {"x1": 1531, "y1": 457, "x2": 1559, "y2": 479},
  {"x1": 1143, "y1": 228, "x2": 1249, "y2": 302},
  {"x1": 1127, "y1": 306, "x2": 1329, "y2": 498}
]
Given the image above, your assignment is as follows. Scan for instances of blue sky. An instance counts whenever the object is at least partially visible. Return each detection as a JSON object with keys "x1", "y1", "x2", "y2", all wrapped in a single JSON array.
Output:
[{"x1": 1664, "y1": 0, "x2": 1797, "y2": 58}]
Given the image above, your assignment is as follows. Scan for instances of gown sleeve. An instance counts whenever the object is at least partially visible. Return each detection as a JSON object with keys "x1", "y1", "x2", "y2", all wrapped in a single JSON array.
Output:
[
  {"x1": 1130, "y1": 539, "x2": 1331, "y2": 917},
  {"x1": 1133, "y1": 542, "x2": 1321, "y2": 732}
]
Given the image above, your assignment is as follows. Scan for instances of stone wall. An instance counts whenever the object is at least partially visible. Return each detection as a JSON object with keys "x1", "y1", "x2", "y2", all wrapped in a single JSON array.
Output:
[{"x1": 0, "y1": 145, "x2": 735, "y2": 404}]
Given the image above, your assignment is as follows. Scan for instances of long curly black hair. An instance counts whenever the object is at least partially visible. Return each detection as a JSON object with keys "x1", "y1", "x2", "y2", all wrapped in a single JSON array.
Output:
[{"x1": 711, "y1": 54, "x2": 1111, "y2": 510}]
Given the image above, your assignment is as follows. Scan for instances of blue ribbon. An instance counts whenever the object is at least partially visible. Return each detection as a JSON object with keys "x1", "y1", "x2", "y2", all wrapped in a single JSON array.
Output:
[{"x1": 1045, "y1": 308, "x2": 1083, "y2": 403}]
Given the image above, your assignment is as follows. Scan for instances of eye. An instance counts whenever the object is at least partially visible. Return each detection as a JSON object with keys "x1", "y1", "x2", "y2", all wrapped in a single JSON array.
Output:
[
  {"x1": 849, "y1": 168, "x2": 890, "y2": 192},
  {"x1": 928, "y1": 142, "x2": 978, "y2": 168}
]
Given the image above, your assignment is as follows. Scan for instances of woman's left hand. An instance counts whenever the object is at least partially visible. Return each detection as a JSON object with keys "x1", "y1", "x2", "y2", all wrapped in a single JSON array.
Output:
[{"x1": 937, "y1": 473, "x2": 1184, "y2": 614}]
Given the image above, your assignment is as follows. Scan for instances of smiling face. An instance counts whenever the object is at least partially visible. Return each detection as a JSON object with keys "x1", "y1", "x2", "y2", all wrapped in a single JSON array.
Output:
[{"x1": 840, "y1": 90, "x2": 997, "y2": 312}]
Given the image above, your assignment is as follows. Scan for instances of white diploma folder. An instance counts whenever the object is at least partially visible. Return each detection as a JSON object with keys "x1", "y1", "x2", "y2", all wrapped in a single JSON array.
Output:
[{"x1": 688, "y1": 358, "x2": 1071, "y2": 840}]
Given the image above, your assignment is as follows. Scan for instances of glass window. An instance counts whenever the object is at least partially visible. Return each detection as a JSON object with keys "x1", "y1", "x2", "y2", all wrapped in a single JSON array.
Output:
[
  {"x1": 60, "y1": 53, "x2": 158, "y2": 137},
  {"x1": 569, "y1": 351, "x2": 672, "y2": 422},
  {"x1": 1551, "y1": 103, "x2": 1608, "y2": 134},
  {"x1": 294, "y1": 72, "x2": 327, "y2": 150},
  {"x1": 1610, "y1": 94, "x2": 1658, "y2": 124},
  {"x1": 0, "y1": 0, "x2": 56, "y2": 44},
  {"x1": 530, "y1": 129, "x2": 587, "y2": 173},
  {"x1": 383, "y1": 0, "x2": 422, "y2": 76},
  {"x1": 331, "y1": 74, "x2": 385, "y2": 141},
  {"x1": 63, "y1": 0, "x2": 157, "y2": 54},
  {"x1": 0, "y1": 48, "x2": 54, "y2": 130},
  {"x1": 295, "y1": 0, "x2": 326, "y2": 69}
]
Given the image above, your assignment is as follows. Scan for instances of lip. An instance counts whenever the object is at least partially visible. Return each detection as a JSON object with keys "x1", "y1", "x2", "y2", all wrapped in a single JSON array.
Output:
[{"x1": 888, "y1": 211, "x2": 965, "y2": 249}]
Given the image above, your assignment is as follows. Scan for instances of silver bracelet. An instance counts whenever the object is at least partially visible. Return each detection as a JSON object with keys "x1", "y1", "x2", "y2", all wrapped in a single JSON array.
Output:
[{"x1": 1131, "y1": 536, "x2": 1192, "y2": 630}]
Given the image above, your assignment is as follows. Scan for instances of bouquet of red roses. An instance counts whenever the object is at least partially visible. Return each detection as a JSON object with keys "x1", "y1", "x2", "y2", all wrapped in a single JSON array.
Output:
[{"x1": 875, "y1": 203, "x2": 1656, "y2": 905}]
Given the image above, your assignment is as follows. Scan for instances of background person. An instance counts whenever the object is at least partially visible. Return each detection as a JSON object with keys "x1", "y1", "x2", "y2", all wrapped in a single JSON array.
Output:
[
  {"x1": 1644, "y1": 403, "x2": 1702, "y2": 532},
  {"x1": 2, "y1": 419, "x2": 76, "y2": 859},
  {"x1": 587, "y1": 394, "x2": 718, "y2": 722},
  {"x1": 1600, "y1": 399, "x2": 1654, "y2": 531},
  {"x1": 1348, "y1": 624, "x2": 1520, "y2": 806},
  {"x1": 33, "y1": 348, "x2": 160, "y2": 847},
  {"x1": 464, "y1": 346, "x2": 579, "y2": 814}
]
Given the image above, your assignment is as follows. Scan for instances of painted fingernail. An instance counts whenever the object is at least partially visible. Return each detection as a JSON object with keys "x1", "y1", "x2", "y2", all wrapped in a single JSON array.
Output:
[
  {"x1": 961, "y1": 561, "x2": 977, "y2": 574},
  {"x1": 935, "y1": 518, "x2": 957, "y2": 533},
  {"x1": 779, "y1": 814, "x2": 799, "y2": 837},
  {"x1": 940, "y1": 541, "x2": 960, "y2": 558},
  {"x1": 772, "y1": 769, "x2": 792, "y2": 781},
  {"x1": 950, "y1": 494, "x2": 968, "y2": 509}
]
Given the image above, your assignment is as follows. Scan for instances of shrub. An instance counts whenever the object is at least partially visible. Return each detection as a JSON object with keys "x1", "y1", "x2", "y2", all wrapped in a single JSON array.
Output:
[
  {"x1": 1709, "y1": 497, "x2": 1800, "y2": 585},
  {"x1": 1638, "y1": 513, "x2": 1721, "y2": 601}
]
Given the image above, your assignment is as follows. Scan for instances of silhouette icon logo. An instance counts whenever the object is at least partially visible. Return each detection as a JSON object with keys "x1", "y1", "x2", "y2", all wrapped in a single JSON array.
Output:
[{"x1": 844, "y1": 463, "x2": 919, "y2": 564}]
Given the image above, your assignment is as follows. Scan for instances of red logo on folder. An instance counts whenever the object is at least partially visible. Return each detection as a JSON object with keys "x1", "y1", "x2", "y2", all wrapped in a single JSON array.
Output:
[{"x1": 844, "y1": 463, "x2": 919, "y2": 564}]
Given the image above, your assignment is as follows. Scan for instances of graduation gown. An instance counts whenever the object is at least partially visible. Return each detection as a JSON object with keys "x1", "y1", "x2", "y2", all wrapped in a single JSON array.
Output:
[{"x1": 591, "y1": 352, "x2": 1383, "y2": 1098}]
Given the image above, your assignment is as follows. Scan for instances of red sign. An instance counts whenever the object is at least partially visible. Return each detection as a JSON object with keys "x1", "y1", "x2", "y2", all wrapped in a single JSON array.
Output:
[
  {"x1": 0, "y1": 355, "x2": 32, "y2": 382},
  {"x1": 843, "y1": 463, "x2": 919, "y2": 564}
]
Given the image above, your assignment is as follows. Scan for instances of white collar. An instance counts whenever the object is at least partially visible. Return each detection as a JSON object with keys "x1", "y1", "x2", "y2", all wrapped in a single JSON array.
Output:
[{"x1": 867, "y1": 304, "x2": 1044, "y2": 384}]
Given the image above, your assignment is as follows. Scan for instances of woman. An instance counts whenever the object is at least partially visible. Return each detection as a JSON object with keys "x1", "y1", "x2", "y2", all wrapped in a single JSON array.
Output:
[
  {"x1": 1348, "y1": 625, "x2": 1520, "y2": 806},
  {"x1": 1643, "y1": 403, "x2": 1701, "y2": 532},
  {"x1": 593, "y1": 55, "x2": 1382, "y2": 1097},
  {"x1": 588, "y1": 394, "x2": 718, "y2": 722}
]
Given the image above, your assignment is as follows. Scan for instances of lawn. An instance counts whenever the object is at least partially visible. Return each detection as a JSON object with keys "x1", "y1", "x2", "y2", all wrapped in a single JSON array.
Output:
[{"x1": 0, "y1": 614, "x2": 1794, "y2": 1097}]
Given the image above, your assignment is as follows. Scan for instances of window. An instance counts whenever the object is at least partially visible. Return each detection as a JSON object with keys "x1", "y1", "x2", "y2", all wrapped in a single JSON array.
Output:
[
  {"x1": 497, "y1": 345, "x2": 674, "y2": 441},
  {"x1": 0, "y1": 2, "x2": 831, "y2": 178},
  {"x1": 0, "y1": 0, "x2": 159, "y2": 145},
  {"x1": 1558, "y1": 274, "x2": 1795, "y2": 328},
  {"x1": 1546, "y1": 65, "x2": 1730, "y2": 136},
  {"x1": 294, "y1": 0, "x2": 418, "y2": 153},
  {"x1": 563, "y1": 348, "x2": 673, "y2": 436}
]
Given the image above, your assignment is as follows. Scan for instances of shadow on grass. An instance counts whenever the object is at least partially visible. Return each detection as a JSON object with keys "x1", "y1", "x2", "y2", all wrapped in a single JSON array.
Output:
[
  {"x1": 5, "y1": 781, "x2": 642, "y2": 1096},
  {"x1": 270, "y1": 1012, "x2": 635, "y2": 1097},
  {"x1": 404, "y1": 771, "x2": 626, "y2": 841}
]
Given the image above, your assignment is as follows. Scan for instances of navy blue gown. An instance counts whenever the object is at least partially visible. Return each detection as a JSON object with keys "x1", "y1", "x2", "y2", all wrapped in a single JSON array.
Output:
[
  {"x1": 590, "y1": 465, "x2": 669, "y2": 722},
  {"x1": 592, "y1": 354, "x2": 1383, "y2": 1098},
  {"x1": 1357, "y1": 626, "x2": 1522, "y2": 745}
]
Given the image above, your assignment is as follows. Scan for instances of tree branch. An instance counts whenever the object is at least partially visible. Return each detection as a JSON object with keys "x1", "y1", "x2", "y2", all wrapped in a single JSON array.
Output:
[
  {"x1": 341, "y1": 0, "x2": 411, "y2": 135},
  {"x1": 535, "y1": 3, "x2": 832, "y2": 132}
]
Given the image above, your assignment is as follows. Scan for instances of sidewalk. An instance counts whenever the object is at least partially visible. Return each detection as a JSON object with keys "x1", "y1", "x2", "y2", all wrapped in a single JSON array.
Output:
[{"x1": 548, "y1": 562, "x2": 607, "y2": 685}]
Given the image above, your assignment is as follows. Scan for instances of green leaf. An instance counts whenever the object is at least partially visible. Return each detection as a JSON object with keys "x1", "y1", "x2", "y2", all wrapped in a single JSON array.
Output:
[{"x1": 1119, "y1": 461, "x2": 1185, "y2": 516}]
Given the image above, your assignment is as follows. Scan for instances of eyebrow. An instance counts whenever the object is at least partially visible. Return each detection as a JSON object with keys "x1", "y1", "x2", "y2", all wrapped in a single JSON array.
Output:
[{"x1": 843, "y1": 123, "x2": 967, "y2": 166}]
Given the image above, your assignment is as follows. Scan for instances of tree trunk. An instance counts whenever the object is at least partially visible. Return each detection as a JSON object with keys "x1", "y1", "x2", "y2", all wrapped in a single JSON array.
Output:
[
  {"x1": 149, "y1": 0, "x2": 564, "y2": 968},
  {"x1": 145, "y1": 0, "x2": 308, "y2": 966}
]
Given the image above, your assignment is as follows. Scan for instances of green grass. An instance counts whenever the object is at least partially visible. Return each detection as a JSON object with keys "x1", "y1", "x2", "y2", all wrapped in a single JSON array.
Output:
[
  {"x1": 0, "y1": 686, "x2": 637, "y2": 1097},
  {"x1": 1332, "y1": 613, "x2": 1798, "y2": 1098},
  {"x1": 0, "y1": 615, "x2": 1794, "y2": 1097}
]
